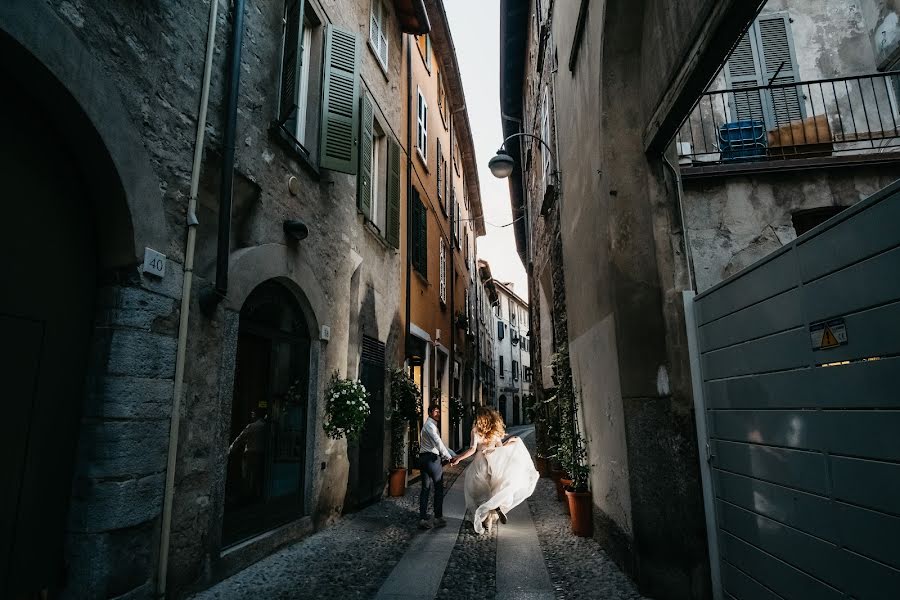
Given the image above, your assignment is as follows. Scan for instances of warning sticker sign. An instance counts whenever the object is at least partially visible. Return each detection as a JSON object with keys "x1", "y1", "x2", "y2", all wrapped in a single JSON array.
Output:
[{"x1": 810, "y1": 319, "x2": 848, "y2": 350}]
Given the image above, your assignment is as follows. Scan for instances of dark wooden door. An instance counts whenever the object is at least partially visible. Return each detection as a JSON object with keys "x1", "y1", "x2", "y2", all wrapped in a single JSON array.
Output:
[{"x1": 0, "y1": 89, "x2": 96, "y2": 596}]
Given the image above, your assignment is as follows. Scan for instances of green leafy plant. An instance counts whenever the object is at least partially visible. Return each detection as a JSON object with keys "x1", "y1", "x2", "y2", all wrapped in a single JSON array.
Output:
[
  {"x1": 389, "y1": 368, "x2": 421, "y2": 468},
  {"x1": 323, "y1": 374, "x2": 370, "y2": 443},
  {"x1": 449, "y1": 396, "x2": 464, "y2": 425},
  {"x1": 550, "y1": 347, "x2": 590, "y2": 492}
]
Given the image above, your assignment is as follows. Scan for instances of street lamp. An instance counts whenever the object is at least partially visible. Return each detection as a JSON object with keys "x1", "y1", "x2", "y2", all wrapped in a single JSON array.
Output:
[
  {"x1": 487, "y1": 133, "x2": 556, "y2": 180},
  {"x1": 488, "y1": 150, "x2": 515, "y2": 178}
]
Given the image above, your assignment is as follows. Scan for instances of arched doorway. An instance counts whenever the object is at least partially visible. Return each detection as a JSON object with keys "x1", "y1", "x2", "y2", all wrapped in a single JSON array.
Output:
[
  {"x1": 223, "y1": 281, "x2": 312, "y2": 545},
  {"x1": 499, "y1": 395, "x2": 507, "y2": 424},
  {"x1": 513, "y1": 395, "x2": 521, "y2": 425},
  {"x1": 0, "y1": 79, "x2": 97, "y2": 598}
]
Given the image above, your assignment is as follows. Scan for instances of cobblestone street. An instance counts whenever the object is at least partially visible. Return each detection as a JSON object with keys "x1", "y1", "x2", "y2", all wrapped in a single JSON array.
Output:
[{"x1": 191, "y1": 427, "x2": 649, "y2": 600}]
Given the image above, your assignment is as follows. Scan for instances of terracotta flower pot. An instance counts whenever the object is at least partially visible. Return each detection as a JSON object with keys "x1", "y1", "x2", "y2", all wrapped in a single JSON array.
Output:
[
  {"x1": 559, "y1": 478, "x2": 573, "y2": 505},
  {"x1": 388, "y1": 468, "x2": 407, "y2": 497},
  {"x1": 551, "y1": 470, "x2": 566, "y2": 501},
  {"x1": 535, "y1": 456, "x2": 549, "y2": 477},
  {"x1": 565, "y1": 489, "x2": 594, "y2": 537}
]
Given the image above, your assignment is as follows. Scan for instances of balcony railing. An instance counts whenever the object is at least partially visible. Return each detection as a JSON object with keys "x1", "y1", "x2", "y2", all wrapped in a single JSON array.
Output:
[{"x1": 676, "y1": 72, "x2": 900, "y2": 168}]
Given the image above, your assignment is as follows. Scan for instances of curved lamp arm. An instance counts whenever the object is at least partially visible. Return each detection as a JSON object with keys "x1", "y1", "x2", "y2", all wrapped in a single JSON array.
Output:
[{"x1": 499, "y1": 132, "x2": 555, "y2": 160}]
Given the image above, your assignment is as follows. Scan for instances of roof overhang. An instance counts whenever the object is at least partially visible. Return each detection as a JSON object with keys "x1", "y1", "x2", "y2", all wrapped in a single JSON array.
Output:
[
  {"x1": 393, "y1": 0, "x2": 430, "y2": 35},
  {"x1": 499, "y1": 0, "x2": 528, "y2": 263},
  {"x1": 426, "y1": 0, "x2": 486, "y2": 236}
]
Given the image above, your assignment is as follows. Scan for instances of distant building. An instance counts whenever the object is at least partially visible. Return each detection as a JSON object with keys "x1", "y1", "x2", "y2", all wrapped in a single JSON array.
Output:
[{"x1": 491, "y1": 280, "x2": 531, "y2": 426}]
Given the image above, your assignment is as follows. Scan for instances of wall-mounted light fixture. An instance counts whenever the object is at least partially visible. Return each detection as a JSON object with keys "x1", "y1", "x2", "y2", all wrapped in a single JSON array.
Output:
[{"x1": 488, "y1": 133, "x2": 557, "y2": 181}]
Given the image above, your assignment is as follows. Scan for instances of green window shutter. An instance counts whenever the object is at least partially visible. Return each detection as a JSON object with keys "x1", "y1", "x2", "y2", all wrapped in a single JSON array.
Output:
[
  {"x1": 725, "y1": 30, "x2": 765, "y2": 123},
  {"x1": 386, "y1": 138, "x2": 401, "y2": 248},
  {"x1": 320, "y1": 25, "x2": 360, "y2": 173},
  {"x1": 436, "y1": 138, "x2": 443, "y2": 202},
  {"x1": 280, "y1": 0, "x2": 306, "y2": 128},
  {"x1": 415, "y1": 196, "x2": 428, "y2": 279},
  {"x1": 357, "y1": 94, "x2": 374, "y2": 218},
  {"x1": 755, "y1": 14, "x2": 804, "y2": 127}
]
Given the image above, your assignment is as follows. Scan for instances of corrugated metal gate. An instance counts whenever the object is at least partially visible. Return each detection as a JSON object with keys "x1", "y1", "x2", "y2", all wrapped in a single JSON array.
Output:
[{"x1": 684, "y1": 180, "x2": 900, "y2": 600}]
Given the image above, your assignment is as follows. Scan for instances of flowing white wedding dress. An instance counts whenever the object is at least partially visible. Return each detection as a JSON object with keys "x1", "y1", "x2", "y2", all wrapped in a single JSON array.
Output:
[{"x1": 464, "y1": 430, "x2": 539, "y2": 534}]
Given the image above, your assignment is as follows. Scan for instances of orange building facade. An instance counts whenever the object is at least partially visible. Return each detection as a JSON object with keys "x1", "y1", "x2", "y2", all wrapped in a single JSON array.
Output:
[{"x1": 399, "y1": 0, "x2": 485, "y2": 451}]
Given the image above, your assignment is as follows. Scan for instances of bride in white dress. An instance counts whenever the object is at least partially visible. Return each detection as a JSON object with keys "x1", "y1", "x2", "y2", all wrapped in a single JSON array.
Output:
[{"x1": 450, "y1": 407, "x2": 539, "y2": 534}]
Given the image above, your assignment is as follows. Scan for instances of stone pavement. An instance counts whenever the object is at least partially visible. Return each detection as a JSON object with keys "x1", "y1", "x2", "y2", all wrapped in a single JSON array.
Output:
[{"x1": 190, "y1": 426, "x2": 649, "y2": 599}]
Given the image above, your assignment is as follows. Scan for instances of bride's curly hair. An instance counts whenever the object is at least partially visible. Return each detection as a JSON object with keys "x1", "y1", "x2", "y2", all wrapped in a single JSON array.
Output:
[{"x1": 474, "y1": 406, "x2": 505, "y2": 442}]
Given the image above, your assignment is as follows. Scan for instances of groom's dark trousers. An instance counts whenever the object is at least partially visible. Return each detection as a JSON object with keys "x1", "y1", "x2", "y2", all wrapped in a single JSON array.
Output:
[{"x1": 418, "y1": 452, "x2": 444, "y2": 519}]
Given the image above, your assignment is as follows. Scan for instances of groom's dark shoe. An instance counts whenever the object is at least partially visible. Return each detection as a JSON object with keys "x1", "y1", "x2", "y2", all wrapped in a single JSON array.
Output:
[{"x1": 496, "y1": 508, "x2": 507, "y2": 524}]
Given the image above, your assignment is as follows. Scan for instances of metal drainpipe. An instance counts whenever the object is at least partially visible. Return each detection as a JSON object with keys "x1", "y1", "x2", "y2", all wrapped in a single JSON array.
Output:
[
  {"x1": 156, "y1": 0, "x2": 219, "y2": 595},
  {"x1": 448, "y1": 110, "x2": 455, "y2": 430},
  {"x1": 204, "y1": 0, "x2": 247, "y2": 310},
  {"x1": 663, "y1": 155, "x2": 696, "y2": 292},
  {"x1": 405, "y1": 35, "x2": 413, "y2": 361}
]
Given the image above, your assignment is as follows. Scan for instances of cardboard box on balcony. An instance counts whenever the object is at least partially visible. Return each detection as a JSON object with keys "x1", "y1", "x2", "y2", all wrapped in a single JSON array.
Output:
[{"x1": 767, "y1": 114, "x2": 833, "y2": 158}]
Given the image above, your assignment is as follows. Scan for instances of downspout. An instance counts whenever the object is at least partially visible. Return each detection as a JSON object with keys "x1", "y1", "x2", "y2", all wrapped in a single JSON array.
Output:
[
  {"x1": 663, "y1": 155, "x2": 695, "y2": 292},
  {"x1": 448, "y1": 110, "x2": 455, "y2": 442},
  {"x1": 405, "y1": 35, "x2": 413, "y2": 359},
  {"x1": 157, "y1": 0, "x2": 219, "y2": 595},
  {"x1": 203, "y1": 0, "x2": 247, "y2": 311}
]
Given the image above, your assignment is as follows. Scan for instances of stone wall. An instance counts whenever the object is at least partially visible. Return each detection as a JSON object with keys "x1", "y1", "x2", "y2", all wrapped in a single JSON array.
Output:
[{"x1": 19, "y1": 0, "x2": 409, "y2": 596}]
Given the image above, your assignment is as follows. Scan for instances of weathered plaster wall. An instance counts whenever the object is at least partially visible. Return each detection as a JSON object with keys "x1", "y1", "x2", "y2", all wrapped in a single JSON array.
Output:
[
  {"x1": 859, "y1": 0, "x2": 900, "y2": 67},
  {"x1": 684, "y1": 166, "x2": 900, "y2": 292}
]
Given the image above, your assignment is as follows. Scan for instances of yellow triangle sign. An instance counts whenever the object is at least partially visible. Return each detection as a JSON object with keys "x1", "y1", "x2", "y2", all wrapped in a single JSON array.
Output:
[{"x1": 821, "y1": 326, "x2": 839, "y2": 349}]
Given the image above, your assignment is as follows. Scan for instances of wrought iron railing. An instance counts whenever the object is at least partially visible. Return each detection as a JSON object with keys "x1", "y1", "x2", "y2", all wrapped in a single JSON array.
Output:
[{"x1": 676, "y1": 72, "x2": 900, "y2": 167}]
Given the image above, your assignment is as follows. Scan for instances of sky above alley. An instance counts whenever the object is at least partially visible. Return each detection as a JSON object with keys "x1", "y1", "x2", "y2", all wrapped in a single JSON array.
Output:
[{"x1": 445, "y1": 0, "x2": 529, "y2": 300}]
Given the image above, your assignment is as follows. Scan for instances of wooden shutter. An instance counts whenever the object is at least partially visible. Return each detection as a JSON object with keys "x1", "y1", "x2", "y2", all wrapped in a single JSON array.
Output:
[
  {"x1": 416, "y1": 197, "x2": 428, "y2": 278},
  {"x1": 320, "y1": 25, "x2": 360, "y2": 173},
  {"x1": 357, "y1": 94, "x2": 374, "y2": 218},
  {"x1": 755, "y1": 14, "x2": 803, "y2": 127},
  {"x1": 439, "y1": 237, "x2": 446, "y2": 303},
  {"x1": 725, "y1": 30, "x2": 765, "y2": 123},
  {"x1": 280, "y1": 0, "x2": 306, "y2": 128},
  {"x1": 436, "y1": 138, "x2": 443, "y2": 202},
  {"x1": 386, "y1": 138, "x2": 401, "y2": 248}
]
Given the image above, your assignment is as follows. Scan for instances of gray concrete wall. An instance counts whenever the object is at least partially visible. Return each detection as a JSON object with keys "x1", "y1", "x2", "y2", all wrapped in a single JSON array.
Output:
[
  {"x1": 3, "y1": 0, "x2": 408, "y2": 596},
  {"x1": 684, "y1": 166, "x2": 900, "y2": 292}
]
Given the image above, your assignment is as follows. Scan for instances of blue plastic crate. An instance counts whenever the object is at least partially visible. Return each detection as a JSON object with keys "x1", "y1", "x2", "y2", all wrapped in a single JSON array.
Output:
[{"x1": 718, "y1": 120, "x2": 766, "y2": 161}]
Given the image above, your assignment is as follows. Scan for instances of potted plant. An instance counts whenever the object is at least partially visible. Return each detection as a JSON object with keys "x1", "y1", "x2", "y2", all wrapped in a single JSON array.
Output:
[
  {"x1": 388, "y1": 368, "x2": 421, "y2": 496},
  {"x1": 564, "y1": 460, "x2": 593, "y2": 537},
  {"x1": 323, "y1": 374, "x2": 370, "y2": 443}
]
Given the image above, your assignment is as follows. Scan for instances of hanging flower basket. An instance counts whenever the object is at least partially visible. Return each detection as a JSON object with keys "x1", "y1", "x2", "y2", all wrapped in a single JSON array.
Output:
[{"x1": 323, "y1": 375, "x2": 370, "y2": 443}]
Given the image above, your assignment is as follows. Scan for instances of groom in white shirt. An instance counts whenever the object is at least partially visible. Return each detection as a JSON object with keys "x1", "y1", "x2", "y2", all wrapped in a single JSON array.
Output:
[{"x1": 418, "y1": 403, "x2": 453, "y2": 529}]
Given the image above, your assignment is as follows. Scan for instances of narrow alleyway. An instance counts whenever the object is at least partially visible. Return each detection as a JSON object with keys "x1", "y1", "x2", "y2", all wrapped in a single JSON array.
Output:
[{"x1": 191, "y1": 428, "x2": 648, "y2": 600}]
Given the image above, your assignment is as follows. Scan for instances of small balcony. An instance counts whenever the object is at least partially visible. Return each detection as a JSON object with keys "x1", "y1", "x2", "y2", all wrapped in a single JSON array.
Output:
[{"x1": 676, "y1": 72, "x2": 900, "y2": 178}]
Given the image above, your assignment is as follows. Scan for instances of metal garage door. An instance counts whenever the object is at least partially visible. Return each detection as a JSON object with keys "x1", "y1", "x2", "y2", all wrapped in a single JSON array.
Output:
[{"x1": 684, "y1": 180, "x2": 900, "y2": 600}]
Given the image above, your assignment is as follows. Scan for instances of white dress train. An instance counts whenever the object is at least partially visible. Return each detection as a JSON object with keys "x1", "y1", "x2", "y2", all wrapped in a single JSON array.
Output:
[{"x1": 463, "y1": 430, "x2": 539, "y2": 534}]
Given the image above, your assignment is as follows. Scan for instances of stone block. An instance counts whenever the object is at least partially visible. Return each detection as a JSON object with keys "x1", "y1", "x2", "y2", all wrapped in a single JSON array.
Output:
[
  {"x1": 69, "y1": 472, "x2": 165, "y2": 532},
  {"x1": 96, "y1": 286, "x2": 177, "y2": 331},
  {"x1": 76, "y1": 420, "x2": 169, "y2": 479},
  {"x1": 83, "y1": 375, "x2": 173, "y2": 420},
  {"x1": 63, "y1": 522, "x2": 156, "y2": 599},
  {"x1": 104, "y1": 329, "x2": 177, "y2": 379}
]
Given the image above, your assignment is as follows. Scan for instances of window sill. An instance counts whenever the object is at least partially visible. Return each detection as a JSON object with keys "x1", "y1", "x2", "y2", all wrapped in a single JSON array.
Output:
[
  {"x1": 367, "y1": 39, "x2": 390, "y2": 80},
  {"x1": 362, "y1": 218, "x2": 396, "y2": 252},
  {"x1": 270, "y1": 122, "x2": 320, "y2": 180},
  {"x1": 416, "y1": 148, "x2": 429, "y2": 171},
  {"x1": 413, "y1": 269, "x2": 429, "y2": 286}
]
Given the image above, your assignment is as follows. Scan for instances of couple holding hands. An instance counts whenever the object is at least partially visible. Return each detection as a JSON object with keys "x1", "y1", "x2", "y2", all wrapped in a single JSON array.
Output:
[{"x1": 418, "y1": 404, "x2": 539, "y2": 533}]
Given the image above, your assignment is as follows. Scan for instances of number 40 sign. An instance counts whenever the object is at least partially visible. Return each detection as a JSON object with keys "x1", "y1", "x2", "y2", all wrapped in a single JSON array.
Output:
[{"x1": 143, "y1": 247, "x2": 167, "y2": 278}]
